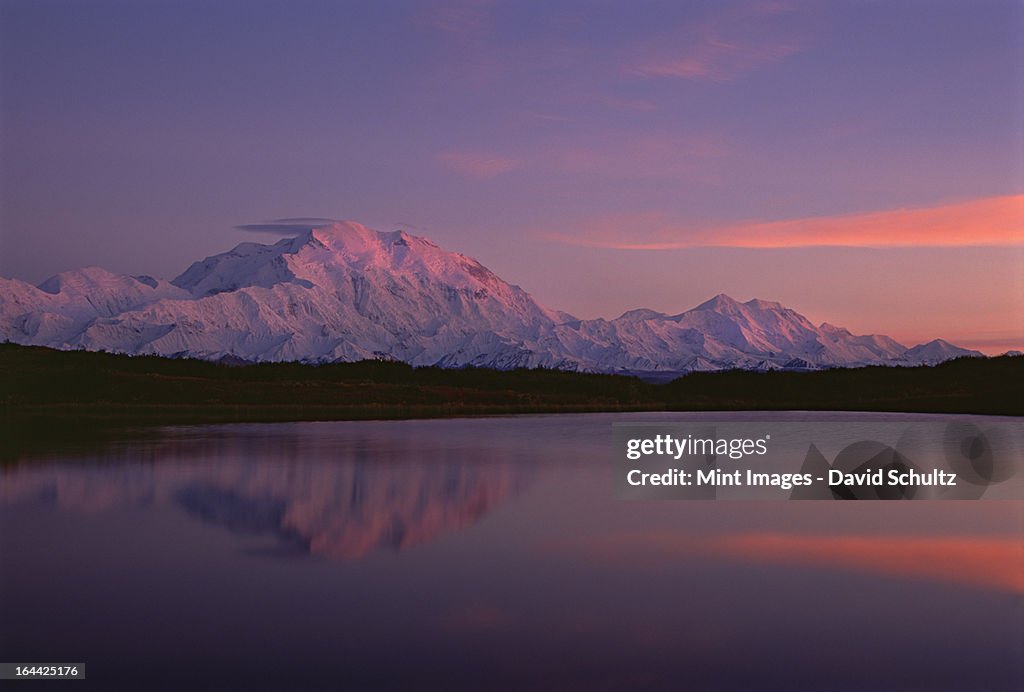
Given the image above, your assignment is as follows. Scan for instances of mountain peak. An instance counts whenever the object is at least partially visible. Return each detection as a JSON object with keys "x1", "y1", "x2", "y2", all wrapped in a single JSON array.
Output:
[
  {"x1": 744, "y1": 298, "x2": 784, "y2": 311},
  {"x1": 37, "y1": 266, "x2": 124, "y2": 294},
  {"x1": 307, "y1": 221, "x2": 378, "y2": 250},
  {"x1": 902, "y1": 338, "x2": 984, "y2": 364},
  {"x1": 306, "y1": 222, "x2": 420, "y2": 246},
  {"x1": 616, "y1": 308, "x2": 667, "y2": 321},
  {"x1": 304, "y1": 223, "x2": 445, "y2": 265},
  {"x1": 695, "y1": 293, "x2": 741, "y2": 310},
  {"x1": 0, "y1": 220, "x2": 981, "y2": 371},
  {"x1": 693, "y1": 294, "x2": 787, "y2": 314},
  {"x1": 909, "y1": 338, "x2": 970, "y2": 352}
]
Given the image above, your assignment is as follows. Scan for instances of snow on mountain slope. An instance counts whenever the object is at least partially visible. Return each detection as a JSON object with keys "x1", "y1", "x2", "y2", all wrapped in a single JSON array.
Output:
[
  {"x1": 548, "y1": 294, "x2": 909, "y2": 373},
  {"x1": 896, "y1": 339, "x2": 983, "y2": 365},
  {"x1": 0, "y1": 268, "x2": 188, "y2": 345},
  {"x1": 0, "y1": 222, "x2": 981, "y2": 372},
  {"x1": 30, "y1": 223, "x2": 573, "y2": 367}
]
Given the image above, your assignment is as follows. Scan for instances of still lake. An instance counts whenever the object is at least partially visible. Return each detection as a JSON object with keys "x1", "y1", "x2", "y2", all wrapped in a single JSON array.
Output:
[{"x1": 1, "y1": 412, "x2": 1021, "y2": 691}]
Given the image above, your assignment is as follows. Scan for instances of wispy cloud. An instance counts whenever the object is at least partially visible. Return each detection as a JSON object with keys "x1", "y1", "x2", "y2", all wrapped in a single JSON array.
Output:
[
  {"x1": 632, "y1": 37, "x2": 802, "y2": 81},
  {"x1": 627, "y1": 1, "x2": 807, "y2": 82},
  {"x1": 414, "y1": 0, "x2": 504, "y2": 83},
  {"x1": 540, "y1": 195, "x2": 1024, "y2": 249},
  {"x1": 436, "y1": 150, "x2": 520, "y2": 179}
]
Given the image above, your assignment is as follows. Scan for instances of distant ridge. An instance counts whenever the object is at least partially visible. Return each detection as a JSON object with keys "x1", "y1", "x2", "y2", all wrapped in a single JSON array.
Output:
[{"x1": 0, "y1": 221, "x2": 984, "y2": 374}]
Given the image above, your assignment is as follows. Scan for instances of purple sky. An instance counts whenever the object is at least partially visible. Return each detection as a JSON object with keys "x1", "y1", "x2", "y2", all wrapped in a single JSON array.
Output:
[{"x1": 1, "y1": 0, "x2": 1021, "y2": 351}]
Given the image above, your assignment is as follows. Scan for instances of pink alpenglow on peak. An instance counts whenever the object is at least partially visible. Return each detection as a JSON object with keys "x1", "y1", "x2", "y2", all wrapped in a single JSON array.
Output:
[{"x1": 0, "y1": 221, "x2": 984, "y2": 374}]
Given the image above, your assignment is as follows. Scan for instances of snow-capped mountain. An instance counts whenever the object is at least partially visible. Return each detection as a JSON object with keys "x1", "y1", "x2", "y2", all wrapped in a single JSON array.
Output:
[
  {"x1": 895, "y1": 339, "x2": 985, "y2": 366},
  {"x1": 0, "y1": 221, "x2": 984, "y2": 374}
]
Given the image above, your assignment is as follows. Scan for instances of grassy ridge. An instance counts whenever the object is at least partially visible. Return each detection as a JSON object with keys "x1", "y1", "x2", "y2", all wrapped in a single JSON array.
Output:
[{"x1": 2, "y1": 343, "x2": 1021, "y2": 431}]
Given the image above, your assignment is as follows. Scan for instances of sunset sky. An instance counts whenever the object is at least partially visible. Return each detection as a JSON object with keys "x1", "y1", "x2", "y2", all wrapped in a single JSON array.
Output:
[{"x1": 1, "y1": 0, "x2": 1021, "y2": 351}]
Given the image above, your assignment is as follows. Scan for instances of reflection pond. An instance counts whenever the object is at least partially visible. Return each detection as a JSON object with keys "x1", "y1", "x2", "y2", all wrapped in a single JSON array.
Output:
[{"x1": 1, "y1": 413, "x2": 1021, "y2": 691}]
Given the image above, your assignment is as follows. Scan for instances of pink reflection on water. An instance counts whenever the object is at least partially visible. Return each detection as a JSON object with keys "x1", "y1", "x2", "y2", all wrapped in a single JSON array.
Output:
[{"x1": 565, "y1": 529, "x2": 1024, "y2": 594}]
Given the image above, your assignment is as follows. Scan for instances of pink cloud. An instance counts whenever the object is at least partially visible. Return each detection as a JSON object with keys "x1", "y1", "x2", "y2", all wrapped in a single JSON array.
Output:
[
  {"x1": 632, "y1": 36, "x2": 803, "y2": 81},
  {"x1": 540, "y1": 195, "x2": 1024, "y2": 249},
  {"x1": 627, "y1": 1, "x2": 807, "y2": 82},
  {"x1": 437, "y1": 150, "x2": 520, "y2": 179}
]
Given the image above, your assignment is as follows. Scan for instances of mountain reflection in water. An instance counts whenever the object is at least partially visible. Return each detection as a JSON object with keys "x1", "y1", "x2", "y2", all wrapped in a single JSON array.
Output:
[
  {"x1": 1, "y1": 422, "x2": 533, "y2": 559},
  {"x1": 1, "y1": 413, "x2": 1022, "y2": 691}
]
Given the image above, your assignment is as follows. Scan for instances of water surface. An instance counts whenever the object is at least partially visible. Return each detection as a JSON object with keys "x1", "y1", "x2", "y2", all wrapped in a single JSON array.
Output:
[{"x1": 2, "y1": 413, "x2": 1021, "y2": 691}]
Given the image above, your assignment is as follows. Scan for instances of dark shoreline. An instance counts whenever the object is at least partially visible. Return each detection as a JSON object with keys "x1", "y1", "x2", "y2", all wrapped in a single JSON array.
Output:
[{"x1": 2, "y1": 343, "x2": 1021, "y2": 459}]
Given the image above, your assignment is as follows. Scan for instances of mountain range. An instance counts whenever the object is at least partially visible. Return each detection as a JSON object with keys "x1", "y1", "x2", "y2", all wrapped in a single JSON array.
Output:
[{"x1": 0, "y1": 221, "x2": 983, "y2": 376}]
